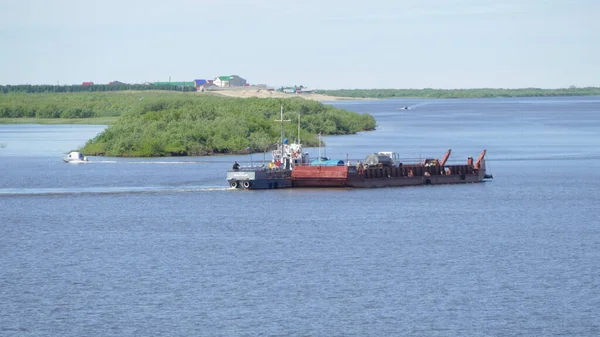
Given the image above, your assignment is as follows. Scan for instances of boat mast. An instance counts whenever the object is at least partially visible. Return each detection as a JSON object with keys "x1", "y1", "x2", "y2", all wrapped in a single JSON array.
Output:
[
  {"x1": 280, "y1": 105, "x2": 284, "y2": 155},
  {"x1": 274, "y1": 104, "x2": 290, "y2": 165},
  {"x1": 318, "y1": 132, "x2": 321, "y2": 160}
]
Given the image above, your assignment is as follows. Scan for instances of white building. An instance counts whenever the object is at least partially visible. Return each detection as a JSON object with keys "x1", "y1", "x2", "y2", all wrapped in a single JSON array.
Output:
[{"x1": 213, "y1": 75, "x2": 247, "y2": 88}]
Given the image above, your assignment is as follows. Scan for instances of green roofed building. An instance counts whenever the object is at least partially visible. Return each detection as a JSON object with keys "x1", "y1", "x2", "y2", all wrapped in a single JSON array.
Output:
[{"x1": 213, "y1": 75, "x2": 247, "y2": 88}]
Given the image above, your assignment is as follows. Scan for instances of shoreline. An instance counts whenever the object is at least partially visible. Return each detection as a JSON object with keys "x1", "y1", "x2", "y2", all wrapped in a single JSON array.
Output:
[{"x1": 205, "y1": 89, "x2": 360, "y2": 102}]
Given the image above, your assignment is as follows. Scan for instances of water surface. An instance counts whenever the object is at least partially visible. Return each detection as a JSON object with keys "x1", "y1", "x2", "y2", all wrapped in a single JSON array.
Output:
[{"x1": 1, "y1": 97, "x2": 599, "y2": 336}]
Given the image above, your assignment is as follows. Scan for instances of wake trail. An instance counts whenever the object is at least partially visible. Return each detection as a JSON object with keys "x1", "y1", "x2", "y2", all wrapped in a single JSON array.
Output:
[{"x1": 0, "y1": 185, "x2": 230, "y2": 197}]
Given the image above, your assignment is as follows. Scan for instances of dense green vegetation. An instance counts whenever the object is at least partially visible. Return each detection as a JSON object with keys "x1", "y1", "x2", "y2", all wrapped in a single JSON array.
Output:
[
  {"x1": 82, "y1": 96, "x2": 375, "y2": 157},
  {"x1": 0, "y1": 83, "x2": 195, "y2": 94},
  {"x1": 0, "y1": 91, "x2": 376, "y2": 157},
  {"x1": 319, "y1": 87, "x2": 600, "y2": 98},
  {"x1": 0, "y1": 91, "x2": 181, "y2": 119}
]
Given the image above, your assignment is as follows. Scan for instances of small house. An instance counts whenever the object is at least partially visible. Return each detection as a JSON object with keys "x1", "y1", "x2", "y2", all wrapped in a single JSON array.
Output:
[{"x1": 213, "y1": 75, "x2": 247, "y2": 88}]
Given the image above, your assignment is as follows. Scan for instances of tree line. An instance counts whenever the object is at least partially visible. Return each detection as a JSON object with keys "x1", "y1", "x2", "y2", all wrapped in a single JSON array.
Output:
[
  {"x1": 318, "y1": 87, "x2": 600, "y2": 98},
  {"x1": 1, "y1": 91, "x2": 150, "y2": 118},
  {"x1": 0, "y1": 83, "x2": 196, "y2": 94},
  {"x1": 5, "y1": 84, "x2": 599, "y2": 98}
]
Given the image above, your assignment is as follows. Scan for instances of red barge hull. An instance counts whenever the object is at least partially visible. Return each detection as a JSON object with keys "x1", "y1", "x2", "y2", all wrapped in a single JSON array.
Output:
[{"x1": 291, "y1": 150, "x2": 490, "y2": 188}]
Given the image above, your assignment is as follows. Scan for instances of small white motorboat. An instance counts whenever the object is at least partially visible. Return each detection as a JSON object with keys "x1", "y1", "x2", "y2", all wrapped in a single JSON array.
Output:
[{"x1": 62, "y1": 151, "x2": 88, "y2": 164}]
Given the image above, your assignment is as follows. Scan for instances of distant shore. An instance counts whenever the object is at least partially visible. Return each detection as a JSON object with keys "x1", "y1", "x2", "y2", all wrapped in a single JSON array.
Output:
[
  {"x1": 4, "y1": 84, "x2": 599, "y2": 100},
  {"x1": 205, "y1": 89, "x2": 359, "y2": 102},
  {"x1": 317, "y1": 87, "x2": 600, "y2": 99}
]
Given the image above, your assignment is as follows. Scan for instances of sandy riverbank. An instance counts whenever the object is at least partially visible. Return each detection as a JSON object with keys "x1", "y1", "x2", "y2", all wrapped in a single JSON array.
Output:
[{"x1": 206, "y1": 89, "x2": 354, "y2": 102}]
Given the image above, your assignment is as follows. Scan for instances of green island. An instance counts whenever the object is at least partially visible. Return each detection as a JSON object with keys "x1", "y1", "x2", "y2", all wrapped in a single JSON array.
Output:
[
  {"x1": 319, "y1": 87, "x2": 600, "y2": 98},
  {"x1": 0, "y1": 91, "x2": 376, "y2": 157}
]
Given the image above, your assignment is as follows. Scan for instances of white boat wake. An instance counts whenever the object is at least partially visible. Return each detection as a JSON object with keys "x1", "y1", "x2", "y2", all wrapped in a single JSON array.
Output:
[
  {"x1": 0, "y1": 185, "x2": 230, "y2": 196},
  {"x1": 83, "y1": 160, "x2": 225, "y2": 165}
]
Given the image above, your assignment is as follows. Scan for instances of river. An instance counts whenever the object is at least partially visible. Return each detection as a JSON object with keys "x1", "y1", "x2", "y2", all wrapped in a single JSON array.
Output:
[{"x1": 1, "y1": 97, "x2": 599, "y2": 336}]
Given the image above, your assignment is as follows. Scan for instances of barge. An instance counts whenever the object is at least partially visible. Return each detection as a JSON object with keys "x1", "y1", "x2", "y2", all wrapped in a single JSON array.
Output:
[
  {"x1": 226, "y1": 105, "x2": 492, "y2": 190},
  {"x1": 228, "y1": 147, "x2": 492, "y2": 190}
]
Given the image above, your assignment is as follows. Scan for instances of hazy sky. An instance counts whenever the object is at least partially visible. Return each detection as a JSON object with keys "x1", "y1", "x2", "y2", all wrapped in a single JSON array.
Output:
[{"x1": 2, "y1": 0, "x2": 598, "y2": 89}]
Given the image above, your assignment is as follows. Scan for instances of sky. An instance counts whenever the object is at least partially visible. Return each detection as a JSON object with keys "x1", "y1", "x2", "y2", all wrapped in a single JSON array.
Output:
[{"x1": 1, "y1": 0, "x2": 599, "y2": 89}]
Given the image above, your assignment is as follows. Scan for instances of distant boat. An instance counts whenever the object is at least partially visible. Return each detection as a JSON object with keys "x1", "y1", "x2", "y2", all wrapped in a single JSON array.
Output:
[
  {"x1": 401, "y1": 105, "x2": 409, "y2": 110},
  {"x1": 62, "y1": 151, "x2": 88, "y2": 164}
]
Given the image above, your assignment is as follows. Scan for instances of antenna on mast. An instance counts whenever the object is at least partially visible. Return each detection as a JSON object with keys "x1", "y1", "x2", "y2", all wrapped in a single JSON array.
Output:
[
  {"x1": 273, "y1": 104, "x2": 291, "y2": 167},
  {"x1": 318, "y1": 132, "x2": 322, "y2": 160},
  {"x1": 275, "y1": 105, "x2": 291, "y2": 146}
]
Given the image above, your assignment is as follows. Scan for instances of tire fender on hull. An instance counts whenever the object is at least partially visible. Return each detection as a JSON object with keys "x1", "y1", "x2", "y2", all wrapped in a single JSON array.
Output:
[
  {"x1": 230, "y1": 180, "x2": 239, "y2": 188},
  {"x1": 242, "y1": 180, "x2": 252, "y2": 189}
]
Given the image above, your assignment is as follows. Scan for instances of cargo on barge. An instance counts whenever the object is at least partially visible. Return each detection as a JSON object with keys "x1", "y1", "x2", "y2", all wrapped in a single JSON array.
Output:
[{"x1": 291, "y1": 149, "x2": 491, "y2": 188}]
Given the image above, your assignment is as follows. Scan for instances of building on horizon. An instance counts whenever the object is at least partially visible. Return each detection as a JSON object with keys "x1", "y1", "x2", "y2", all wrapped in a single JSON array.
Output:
[
  {"x1": 194, "y1": 79, "x2": 217, "y2": 91},
  {"x1": 213, "y1": 75, "x2": 247, "y2": 88},
  {"x1": 194, "y1": 79, "x2": 207, "y2": 87}
]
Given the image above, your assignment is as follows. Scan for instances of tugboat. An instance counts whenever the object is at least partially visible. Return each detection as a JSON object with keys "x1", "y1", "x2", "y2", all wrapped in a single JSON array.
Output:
[
  {"x1": 226, "y1": 140, "x2": 309, "y2": 189},
  {"x1": 226, "y1": 106, "x2": 309, "y2": 190}
]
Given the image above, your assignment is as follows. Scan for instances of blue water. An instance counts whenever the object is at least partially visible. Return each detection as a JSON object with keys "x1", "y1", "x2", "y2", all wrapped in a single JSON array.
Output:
[{"x1": 1, "y1": 97, "x2": 600, "y2": 336}]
